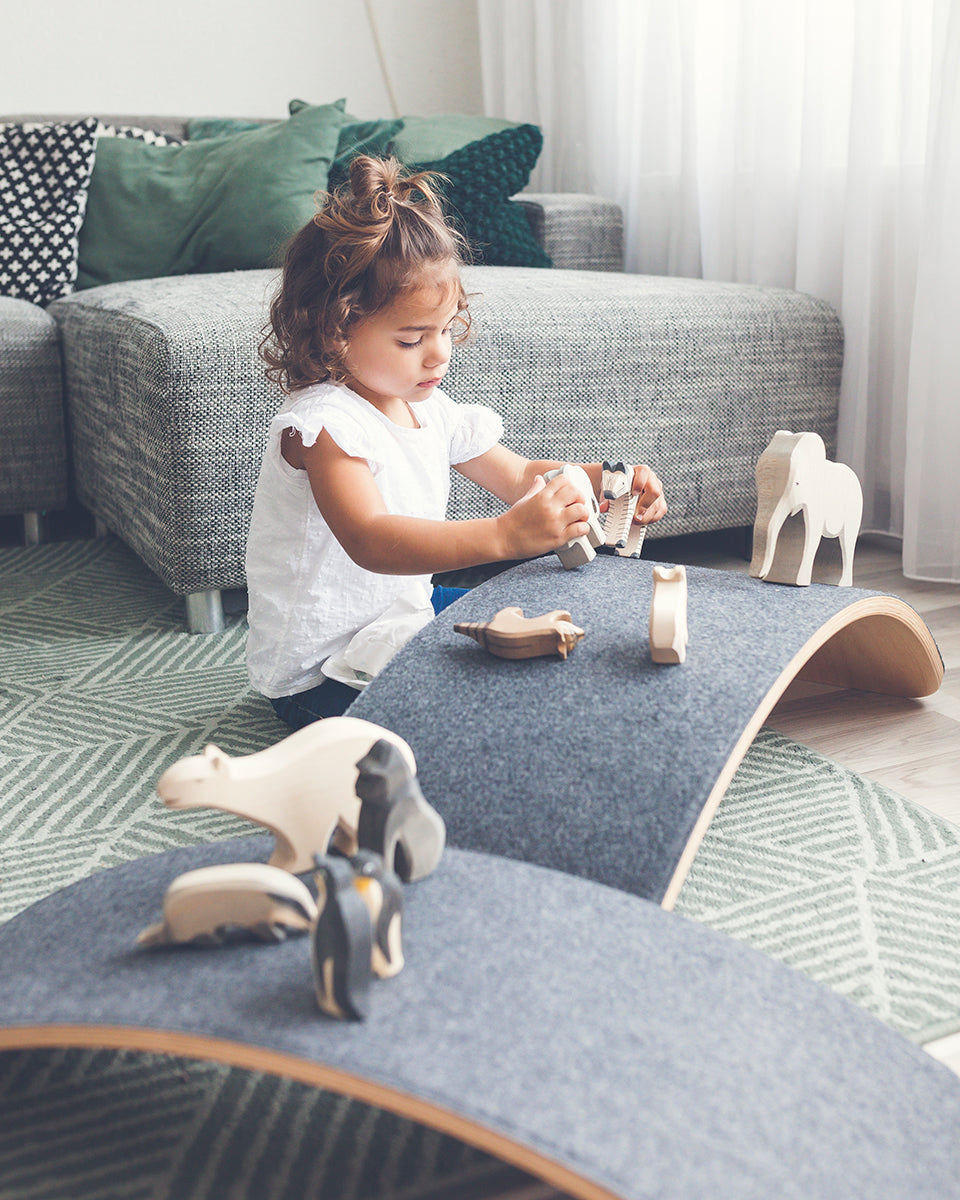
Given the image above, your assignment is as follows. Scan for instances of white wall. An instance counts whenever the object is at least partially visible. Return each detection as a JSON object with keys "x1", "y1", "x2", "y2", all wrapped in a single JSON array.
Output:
[{"x1": 1, "y1": 0, "x2": 484, "y2": 119}]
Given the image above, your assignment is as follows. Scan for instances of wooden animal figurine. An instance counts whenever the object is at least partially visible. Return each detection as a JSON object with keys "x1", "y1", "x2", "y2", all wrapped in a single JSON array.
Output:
[
  {"x1": 649, "y1": 564, "x2": 688, "y2": 664},
  {"x1": 137, "y1": 863, "x2": 318, "y2": 948},
  {"x1": 454, "y1": 606, "x2": 585, "y2": 660},
  {"x1": 311, "y1": 853, "x2": 374, "y2": 1020},
  {"x1": 543, "y1": 464, "x2": 605, "y2": 568},
  {"x1": 155, "y1": 716, "x2": 417, "y2": 875},
  {"x1": 355, "y1": 738, "x2": 446, "y2": 883},
  {"x1": 601, "y1": 461, "x2": 646, "y2": 558},
  {"x1": 750, "y1": 430, "x2": 863, "y2": 587},
  {"x1": 350, "y1": 850, "x2": 404, "y2": 979}
]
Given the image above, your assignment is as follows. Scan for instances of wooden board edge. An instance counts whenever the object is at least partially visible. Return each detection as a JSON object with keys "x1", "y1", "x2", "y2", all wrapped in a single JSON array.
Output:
[
  {"x1": 795, "y1": 595, "x2": 943, "y2": 697},
  {"x1": 0, "y1": 1023, "x2": 621, "y2": 1200},
  {"x1": 659, "y1": 595, "x2": 942, "y2": 910}
]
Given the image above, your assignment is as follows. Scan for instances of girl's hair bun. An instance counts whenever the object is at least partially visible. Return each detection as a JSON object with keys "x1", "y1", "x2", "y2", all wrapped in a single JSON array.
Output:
[
  {"x1": 347, "y1": 154, "x2": 443, "y2": 217},
  {"x1": 261, "y1": 155, "x2": 471, "y2": 393}
]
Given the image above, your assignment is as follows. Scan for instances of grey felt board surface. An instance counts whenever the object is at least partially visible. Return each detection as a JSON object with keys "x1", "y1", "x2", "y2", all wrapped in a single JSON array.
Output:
[
  {"x1": 352, "y1": 555, "x2": 906, "y2": 902},
  {"x1": 1, "y1": 837, "x2": 960, "y2": 1199}
]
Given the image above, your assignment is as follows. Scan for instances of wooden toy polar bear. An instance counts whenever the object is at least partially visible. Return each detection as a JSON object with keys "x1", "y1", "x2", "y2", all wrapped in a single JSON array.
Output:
[
  {"x1": 750, "y1": 430, "x2": 863, "y2": 587},
  {"x1": 155, "y1": 717, "x2": 417, "y2": 875}
]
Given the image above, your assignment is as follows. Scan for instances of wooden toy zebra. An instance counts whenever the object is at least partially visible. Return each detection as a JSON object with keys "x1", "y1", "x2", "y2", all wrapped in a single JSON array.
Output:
[{"x1": 601, "y1": 461, "x2": 647, "y2": 558}]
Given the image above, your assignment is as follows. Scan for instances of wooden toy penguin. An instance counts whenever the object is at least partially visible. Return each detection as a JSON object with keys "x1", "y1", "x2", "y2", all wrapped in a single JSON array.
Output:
[
  {"x1": 355, "y1": 739, "x2": 446, "y2": 883},
  {"x1": 350, "y1": 850, "x2": 405, "y2": 978},
  {"x1": 311, "y1": 853, "x2": 374, "y2": 1020}
]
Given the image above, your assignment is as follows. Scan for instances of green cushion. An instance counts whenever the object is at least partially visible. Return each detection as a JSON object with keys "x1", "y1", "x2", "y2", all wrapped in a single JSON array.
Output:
[
  {"x1": 406, "y1": 124, "x2": 551, "y2": 268},
  {"x1": 389, "y1": 114, "x2": 520, "y2": 163},
  {"x1": 185, "y1": 117, "x2": 261, "y2": 140},
  {"x1": 288, "y1": 100, "x2": 404, "y2": 190},
  {"x1": 187, "y1": 104, "x2": 404, "y2": 194},
  {"x1": 76, "y1": 100, "x2": 347, "y2": 288}
]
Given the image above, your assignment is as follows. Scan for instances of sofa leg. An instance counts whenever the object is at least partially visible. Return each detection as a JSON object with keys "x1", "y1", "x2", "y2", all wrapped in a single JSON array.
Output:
[
  {"x1": 184, "y1": 589, "x2": 226, "y2": 635},
  {"x1": 22, "y1": 512, "x2": 45, "y2": 546}
]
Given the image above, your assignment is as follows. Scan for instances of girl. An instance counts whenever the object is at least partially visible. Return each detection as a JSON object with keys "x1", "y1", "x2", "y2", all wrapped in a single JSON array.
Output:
[{"x1": 246, "y1": 156, "x2": 666, "y2": 730}]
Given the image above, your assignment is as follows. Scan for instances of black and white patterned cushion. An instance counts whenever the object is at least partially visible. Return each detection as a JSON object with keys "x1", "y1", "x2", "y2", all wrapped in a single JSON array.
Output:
[
  {"x1": 0, "y1": 118, "x2": 99, "y2": 307},
  {"x1": 95, "y1": 122, "x2": 183, "y2": 146}
]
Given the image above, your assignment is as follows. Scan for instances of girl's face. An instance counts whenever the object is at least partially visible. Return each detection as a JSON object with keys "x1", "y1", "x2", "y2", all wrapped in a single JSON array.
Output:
[{"x1": 343, "y1": 276, "x2": 461, "y2": 422}]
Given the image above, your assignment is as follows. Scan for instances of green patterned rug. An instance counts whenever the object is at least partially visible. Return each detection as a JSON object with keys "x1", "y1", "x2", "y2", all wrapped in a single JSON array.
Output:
[{"x1": 1, "y1": 537, "x2": 958, "y2": 1198}]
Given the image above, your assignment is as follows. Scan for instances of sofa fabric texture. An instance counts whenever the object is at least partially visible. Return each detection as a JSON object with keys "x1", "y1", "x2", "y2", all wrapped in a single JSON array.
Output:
[{"x1": 0, "y1": 297, "x2": 68, "y2": 515}]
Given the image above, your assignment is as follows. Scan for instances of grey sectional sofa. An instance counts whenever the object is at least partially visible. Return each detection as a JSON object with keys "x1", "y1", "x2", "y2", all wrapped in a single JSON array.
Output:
[{"x1": 1, "y1": 115, "x2": 843, "y2": 631}]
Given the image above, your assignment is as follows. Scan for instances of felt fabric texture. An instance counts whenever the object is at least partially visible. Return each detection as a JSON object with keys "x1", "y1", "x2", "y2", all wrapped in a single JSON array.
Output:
[
  {"x1": 75, "y1": 100, "x2": 346, "y2": 288},
  {"x1": 1, "y1": 837, "x2": 959, "y2": 1200},
  {"x1": 352, "y1": 556, "x2": 935, "y2": 903}
]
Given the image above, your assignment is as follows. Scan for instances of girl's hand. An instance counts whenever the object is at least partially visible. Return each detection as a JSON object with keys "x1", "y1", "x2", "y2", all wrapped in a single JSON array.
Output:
[
  {"x1": 497, "y1": 473, "x2": 592, "y2": 560},
  {"x1": 632, "y1": 464, "x2": 667, "y2": 524}
]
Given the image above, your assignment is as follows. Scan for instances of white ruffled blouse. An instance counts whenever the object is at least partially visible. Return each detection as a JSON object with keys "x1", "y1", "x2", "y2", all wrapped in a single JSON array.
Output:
[{"x1": 245, "y1": 382, "x2": 503, "y2": 698}]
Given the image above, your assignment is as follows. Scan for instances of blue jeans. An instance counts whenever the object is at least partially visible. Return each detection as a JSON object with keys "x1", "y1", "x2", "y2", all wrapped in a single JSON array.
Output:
[{"x1": 269, "y1": 585, "x2": 468, "y2": 731}]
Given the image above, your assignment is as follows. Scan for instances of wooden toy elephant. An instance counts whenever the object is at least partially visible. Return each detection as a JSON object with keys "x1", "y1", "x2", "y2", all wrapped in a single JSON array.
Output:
[{"x1": 749, "y1": 431, "x2": 863, "y2": 587}]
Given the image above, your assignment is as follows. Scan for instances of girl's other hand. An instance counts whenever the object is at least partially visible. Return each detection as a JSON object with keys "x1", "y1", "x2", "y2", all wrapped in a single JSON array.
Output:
[
  {"x1": 632, "y1": 464, "x2": 667, "y2": 524},
  {"x1": 498, "y1": 474, "x2": 591, "y2": 560}
]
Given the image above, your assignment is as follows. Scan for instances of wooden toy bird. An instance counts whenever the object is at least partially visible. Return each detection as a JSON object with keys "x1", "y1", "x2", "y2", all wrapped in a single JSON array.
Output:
[{"x1": 454, "y1": 606, "x2": 585, "y2": 660}]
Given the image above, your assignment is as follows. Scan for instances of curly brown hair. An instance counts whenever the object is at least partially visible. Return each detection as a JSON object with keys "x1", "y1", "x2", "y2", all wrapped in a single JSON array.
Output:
[{"x1": 260, "y1": 156, "x2": 472, "y2": 393}]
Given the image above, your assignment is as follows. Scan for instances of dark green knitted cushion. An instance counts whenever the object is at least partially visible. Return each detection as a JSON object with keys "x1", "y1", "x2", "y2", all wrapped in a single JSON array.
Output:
[{"x1": 407, "y1": 125, "x2": 551, "y2": 268}]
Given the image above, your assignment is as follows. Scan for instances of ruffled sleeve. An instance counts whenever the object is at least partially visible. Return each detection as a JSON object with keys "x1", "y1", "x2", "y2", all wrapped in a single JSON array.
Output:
[
  {"x1": 271, "y1": 394, "x2": 386, "y2": 471},
  {"x1": 446, "y1": 402, "x2": 504, "y2": 464}
]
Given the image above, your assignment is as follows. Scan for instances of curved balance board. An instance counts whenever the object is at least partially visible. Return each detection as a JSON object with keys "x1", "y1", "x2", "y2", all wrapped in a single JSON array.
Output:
[
  {"x1": 351, "y1": 557, "x2": 942, "y2": 908},
  {"x1": 2, "y1": 838, "x2": 960, "y2": 1200}
]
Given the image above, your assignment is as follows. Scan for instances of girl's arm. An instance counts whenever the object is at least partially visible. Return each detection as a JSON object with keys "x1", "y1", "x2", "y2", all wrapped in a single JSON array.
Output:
[
  {"x1": 456, "y1": 444, "x2": 668, "y2": 525},
  {"x1": 291, "y1": 429, "x2": 593, "y2": 575}
]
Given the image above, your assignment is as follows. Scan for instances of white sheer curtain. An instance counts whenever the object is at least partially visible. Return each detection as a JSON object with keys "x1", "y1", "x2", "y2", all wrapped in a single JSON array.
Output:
[{"x1": 478, "y1": 0, "x2": 960, "y2": 581}]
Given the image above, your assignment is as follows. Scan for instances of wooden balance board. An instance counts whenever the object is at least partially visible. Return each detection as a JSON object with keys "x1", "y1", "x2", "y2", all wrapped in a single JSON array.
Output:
[
  {"x1": 2, "y1": 836, "x2": 960, "y2": 1199},
  {"x1": 352, "y1": 555, "x2": 943, "y2": 907}
]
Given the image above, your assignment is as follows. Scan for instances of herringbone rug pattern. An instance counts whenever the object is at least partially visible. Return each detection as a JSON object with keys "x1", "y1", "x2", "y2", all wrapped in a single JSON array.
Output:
[
  {"x1": 674, "y1": 734, "x2": 960, "y2": 1043},
  {"x1": 2, "y1": 536, "x2": 959, "y2": 1198}
]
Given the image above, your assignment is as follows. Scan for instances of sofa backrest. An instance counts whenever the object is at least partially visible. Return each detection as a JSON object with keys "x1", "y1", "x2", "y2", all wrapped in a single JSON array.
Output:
[{"x1": 1, "y1": 115, "x2": 277, "y2": 139}]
